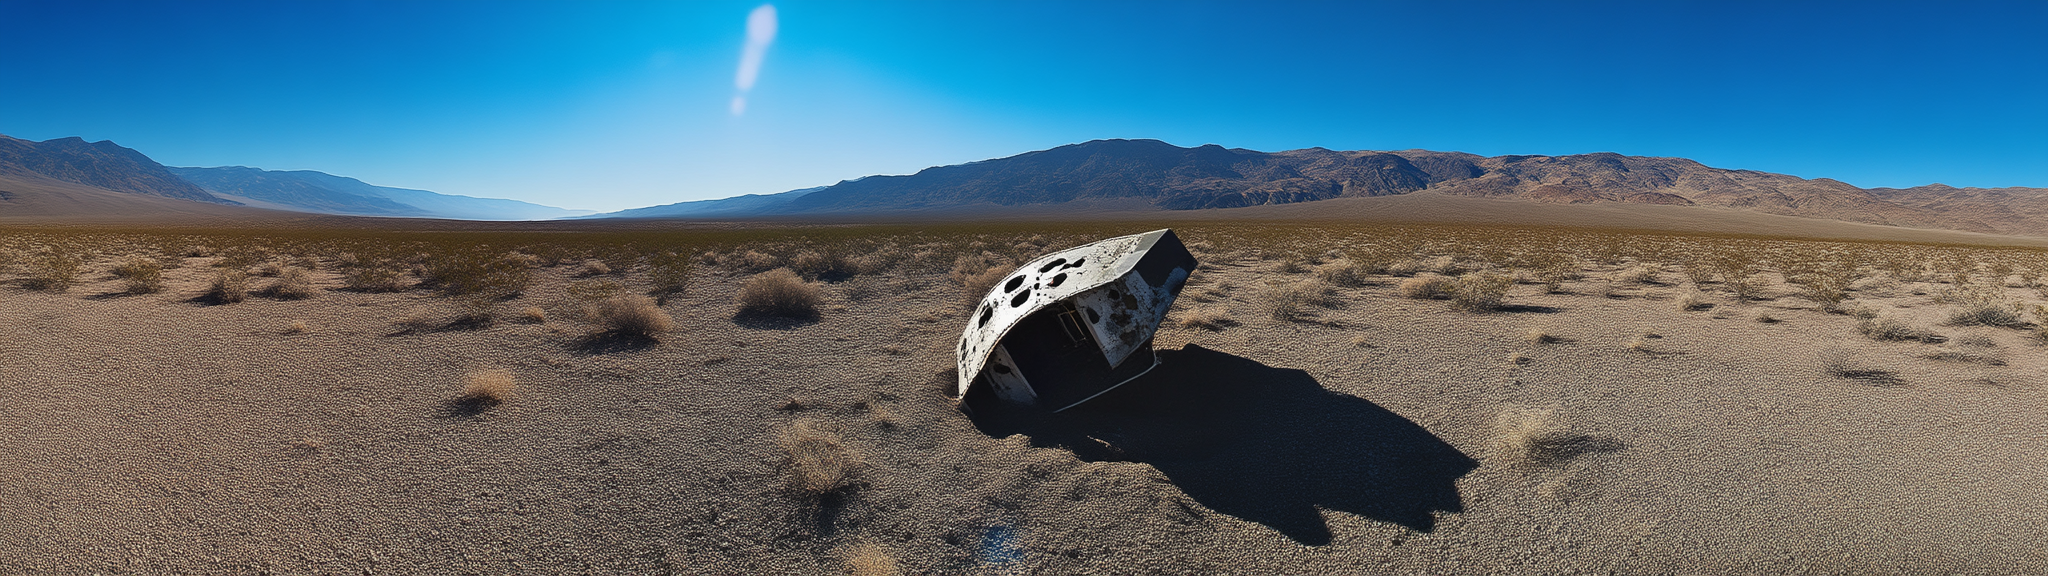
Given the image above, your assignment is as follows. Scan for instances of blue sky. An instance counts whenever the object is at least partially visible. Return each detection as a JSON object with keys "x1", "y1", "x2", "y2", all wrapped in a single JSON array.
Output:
[{"x1": 2, "y1": 1, "x2": 2044, "y2": 212}]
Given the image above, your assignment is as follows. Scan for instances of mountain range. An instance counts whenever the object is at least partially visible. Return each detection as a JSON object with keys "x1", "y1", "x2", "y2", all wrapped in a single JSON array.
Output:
[
  {"x1": 168, "y1": 166, "x2": 593, "y2": 221},
  {"x1": 0, "y1": 134, "x2": 588, "y2": 221},
  {"x1": 4, "y1": 133, "x2": 2044, "y2": 237},
  {"x1": 704, "y1": 139, "x2": 2037, "y2": 236}
]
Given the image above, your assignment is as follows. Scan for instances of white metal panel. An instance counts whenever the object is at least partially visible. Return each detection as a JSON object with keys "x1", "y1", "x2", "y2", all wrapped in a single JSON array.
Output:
[
  {"x1": 984, "y1": 345, "x2": 1038, "y2": 405},
  {"x1": 955, "y1": 232, "x2": 1154, "y2": 397}
]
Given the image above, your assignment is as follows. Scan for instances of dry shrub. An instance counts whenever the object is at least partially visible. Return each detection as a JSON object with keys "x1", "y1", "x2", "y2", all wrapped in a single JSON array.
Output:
[
  {"x1": 1920, "y1": 350, "x2": 2007, "y2": 366},
  {"x1": 1819, "y1": 348, "x2": 1903, "y2": 386},
  {"x1": 1941, "y1": 285, "x2": 2025, "y2": 327},
  {"x1": 1529, "y1": 253, "x2": 1581, "y2": 293},
  {"x1": 575, "y1": 259, "x2": 612, "y2": 277},
  {"x1": 1264, "y1": 279, "x2": 1338, "y2": 321},
  {"x1": 782, "y1": 420, "x2": 859, "y2": 496},
  {"x1": 566, "y1": 278, "x2": 624, "y2": 302},
  {"x1": 344, "y1": 266, "x2": 408, "y2": 292},
  {"x1": 839, "y1": 542, "x2": 900, "y2": 576},
  {"x1": 25, "y1": 250, "x2": 83, "y2": 292},
  {"x1": 645, "y1": 251, "x2": 693, "y2": 297},
  {"x1": 256, "y1": 261, "x2": 284, "y2": 277},
  {"x1": 1712, "y1": 255, "x2": 1768, "y2": 300},
  {"x1": 113, "y1": 257, "x2": 164, "y2": 294},
  {"x1": 455, "y1": 295, "x2": 497, "y2": 326},
  {"x1": 2030, "y1": 304, "x2": 2048, "y2": 343},
  {"x1": 1676, "y1": 291, "x2": 1712, "y2": 311},
  {"x1": 1954, "y1": 333, "x2": 1997, "y2": 348},
  {"x1": 1398, "y1": 275, "x2": 1457, "y2": 300},
  {"x1": 1858, "y1": 317, "x2": 1943, "y2": 343},
  {"x1": 1385, "y1": 259, "x2": 1424, "y2": 277},
  {"x1": 208, "y1": 269, "x2": 249, "y2": 304},
  {"x1": 1787, "y1": 261, "x2": 1858, "y2": 306},
  {"x1": 1451, "y1": 272, "x2": 1514, "y2": 312},
  {"x1": 1176, "y1": 307, "x2": 1234, "y2": 330},
  {"x1": 738, "y1": 268, "x2": 823, "y2": 318},
  {"x1": 1425, "y1": 255, "x2": 1467, "y2": 276},
  {"x1": 735, "y1": 249, "x2": 781, "y2": 272},
  {"x1": 848, "y1": 244, "x2": 906, "y2": 275},
  {"x1": 500, "y1": 251, "x2": 540, "y2": 269},
  {"x1": 425, "y1": 251, "x2": 532, "y2": 297},
  {"x1": 394, "y1": 309, "x2": 440, "y2": 333},
  {"x1": 790, "y1": 250, "x2": 854, "y2": 280},
  {"x1": 594, "y1": 294, "x2": 673, "y2": 336},
  {"x1": 948, "y1": 252, "x2": 1008, "y2": 287},
  {"x1": 1493, "y1": 406, "x2": 1619, "y2": 468},
  {"x1": 1313, "y1": 260, "x2": 1368, "y2": 287},
  {"x1": 958, "y1": 266, "x2": 1009, "y2": 306},
  {"x1": 1344, "y1": 246, "x2": 1401, "y2": 276},
  {"x1": 265, "y1": 267, "x2": 316, "y2": 299},
  {"x1": 1614, "y1": 264, "x2": 1661, "y2": 285},
  {"x1": 1755, "y1": 312, "x2": 1781, "y2": 324},
  {"x1": 284, "y1": 320, "x2": 308, "y2": 334},
  {"x1": 1525, "y1": 329, "x2": 1559, "y2": 344},
  {"x1": 458, "y1": 368, "x2": 516, "y2": 408},
  {"x1": 1679, "y1": 258, "x2": 1715, "y2": 287},
  {"x1": 519, "y1": 306, "x2": 547, "y2": 323},
  {"x1": 1625, "y1": 335, "x2": 1654, "y2": 353}
]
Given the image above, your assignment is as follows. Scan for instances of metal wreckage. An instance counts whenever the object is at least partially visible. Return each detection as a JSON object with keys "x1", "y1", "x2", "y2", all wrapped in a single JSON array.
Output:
[{"x1": 955, "y1": 229, "x2": 1198, "y2": 414}]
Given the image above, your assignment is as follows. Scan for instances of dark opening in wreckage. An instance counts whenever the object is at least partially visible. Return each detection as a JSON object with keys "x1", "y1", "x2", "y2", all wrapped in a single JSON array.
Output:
[{"x1": 956, "y1": 229, "x2": 1198, "y2": 413}]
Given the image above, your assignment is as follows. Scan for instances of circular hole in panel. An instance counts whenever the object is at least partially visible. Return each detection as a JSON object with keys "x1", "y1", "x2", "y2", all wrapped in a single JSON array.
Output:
[
  {"x1": 1010, "y1": 288, "x2": 1032, "y2": 308},
  {"x1": 1085, "y1": 307, "x2": 1101, "y2": 324},
  {"x1": 1003, "y1": 276, "x2": 1026, "y2": 293},
  {"x1": 1048, "y1": 273, "x2": 1067, "y2": 287},
  {"x1": 1038, "y1": 258, "x2": 1067, "y2": 273}
]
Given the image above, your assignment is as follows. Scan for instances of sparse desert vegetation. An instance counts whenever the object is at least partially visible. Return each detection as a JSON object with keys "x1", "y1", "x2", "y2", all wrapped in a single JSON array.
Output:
[
  {"x1": 781, "y1": 420, "x2": 859, "y2": 497},
  {"x1": 206, "y1": 269, "x2": 249, "y2": 303},
  {"x1": 1492, "y1": 406, "x2": 1619, "y2": 469},
  {"x1": 0, "y1": 220, "x2": 2045, "y2": 574},
  {"x1": 454, "y1": 368, "x2": 516, "y2": 410},
  {"x1": 737, "y1": 267, "x2": 823, "y2": 319},
  {"x1": 112, "y1": 256, "x2": 164, "y2": 294},
  {"x1": 593, "y1": 294, "x2": 673, "y2": 337}
]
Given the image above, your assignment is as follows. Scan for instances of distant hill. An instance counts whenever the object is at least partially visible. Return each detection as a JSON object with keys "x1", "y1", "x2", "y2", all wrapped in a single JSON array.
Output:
[
  {"x1": 630, "y1": 139, "x2": 2042, "y2": 236},
  {"x1": 582, "y1": 185, "x2": 829, "y2": 219},
  {"x1": 0, "y1": 135, "x2": 234, "y2": 205},
  {"x1": 169, "y1": 166, "x2": 593, "y2": 221}
]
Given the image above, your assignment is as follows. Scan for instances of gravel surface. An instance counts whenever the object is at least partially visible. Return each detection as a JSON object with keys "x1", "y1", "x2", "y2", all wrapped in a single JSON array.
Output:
[{"x1": 1, "y1": 252, "x2": 2044, "y2": 574}]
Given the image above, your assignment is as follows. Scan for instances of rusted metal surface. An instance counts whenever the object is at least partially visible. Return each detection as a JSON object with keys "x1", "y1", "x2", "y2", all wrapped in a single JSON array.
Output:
[{"x1": 956, "y1": 229, "x2": 1197, "y2": 408}]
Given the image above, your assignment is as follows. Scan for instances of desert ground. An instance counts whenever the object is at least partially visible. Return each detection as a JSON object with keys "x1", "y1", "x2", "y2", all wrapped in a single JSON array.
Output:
[{"x1": 1, "y1": 219, "x2": 2046, "y2": 574}]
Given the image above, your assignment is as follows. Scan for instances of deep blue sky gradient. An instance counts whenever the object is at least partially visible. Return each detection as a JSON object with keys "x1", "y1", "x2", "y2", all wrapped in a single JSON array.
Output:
[{"x1": 3, "y1": 0, "x2": 2043, "y2": 211}]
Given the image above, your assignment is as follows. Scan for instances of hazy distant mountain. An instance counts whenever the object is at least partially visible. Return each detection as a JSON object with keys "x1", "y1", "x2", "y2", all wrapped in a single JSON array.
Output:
[
  {"x1": 738, "y1": 139, "x2": 2043, "y2": 235},
  {"x1": 169, "y1": 166, "x2": 594, "y2": 221},
  {"x1": 0, "y1": 135, "x2": 233, "y2": 204},
  {"x1": 584, "y1": 185, "x2": 829, "y2": 219}
]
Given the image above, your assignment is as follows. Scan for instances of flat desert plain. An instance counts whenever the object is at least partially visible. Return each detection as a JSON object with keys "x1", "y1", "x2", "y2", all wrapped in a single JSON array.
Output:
[{"x1": 1, "y1": 221, "x2": 2045, "y2": 575}]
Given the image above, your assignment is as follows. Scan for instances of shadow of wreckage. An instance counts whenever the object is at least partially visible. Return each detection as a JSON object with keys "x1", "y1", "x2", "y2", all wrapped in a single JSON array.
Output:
[
  {"x1": 957, "y1": 229, "x2": 1474, "y2": 543},
  {"x1": 968, "y1": 347, "x2": 1476, "y2": 544}
]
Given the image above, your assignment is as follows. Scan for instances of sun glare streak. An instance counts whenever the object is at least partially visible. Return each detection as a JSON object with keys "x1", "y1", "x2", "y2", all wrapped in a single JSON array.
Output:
[{"x1": 731, "y1": 4, "x2": 778, "y2": 116}]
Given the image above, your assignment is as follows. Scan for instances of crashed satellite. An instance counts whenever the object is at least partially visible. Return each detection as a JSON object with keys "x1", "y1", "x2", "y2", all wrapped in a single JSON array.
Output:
[{"x1": 956, "y1": 229, "x2": 1198, "y2": 413}]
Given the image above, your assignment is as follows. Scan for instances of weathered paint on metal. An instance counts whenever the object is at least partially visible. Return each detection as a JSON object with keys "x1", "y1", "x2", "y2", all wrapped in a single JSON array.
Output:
[{"x1": 955, "y1": 229, "x2": 1196, "y2": 399}]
